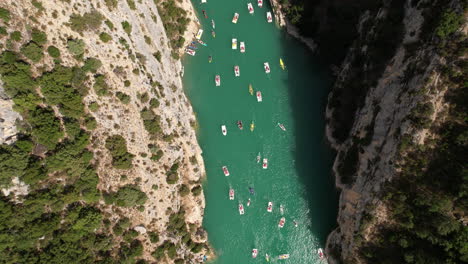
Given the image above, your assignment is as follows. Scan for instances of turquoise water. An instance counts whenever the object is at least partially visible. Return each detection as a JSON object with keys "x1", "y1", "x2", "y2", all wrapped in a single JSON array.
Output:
[{"x1": 183, "y1": 1, "x2": 338, "y2": 263}]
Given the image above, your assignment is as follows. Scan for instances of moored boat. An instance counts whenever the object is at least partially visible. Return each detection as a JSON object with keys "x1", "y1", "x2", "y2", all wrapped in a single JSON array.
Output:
[
  {"x1": 208, "y1": 56, "x2": 212, "y2": 63},
  {"x1": 229, "y1": 188, "x2": 234, "y2": 200},
  {"x1": 240, "y1": 41, "x2": 245, "y2": 53},
  {"x1": 265, "y1": 253, "x2": 270, "y2": 262},
  {"x1": 278, "y1": 217, "x2": 285, "y2": 228},
  {"x1": 232, "y1": 12, "x2": 239, "y2": 23},
  {"x1": 234, "y1": 65, "x2": 240, "y2": 77},
  {"x1": 232, "y1": 38, "x2": 237, "y2": 49},
  {"x1": 249, "y1": 84, "x2": 254, "y2": 95},
  {"x1": 293, "y1": 220, "x2": 298, "y2": 227},
  {"x1": 318, "y1": 248, "x2": 324, "y2": 259},
  {"x1": 202, "y1": 10, "x2": 208, "y2": 18},
  {"x1": 222, "y1": 165, "x2": 230, "y2": 176},
  {"x1": 266, "y1": 12, "x2": 273, "y2": 23},
  {"x1": 211, "y1": 29, "x2": 216, "y2": 38},
  {"x1": 256, "y1": 91, "x2": 262, "y2": 102},
  {"x1": 237, "y1": 120, "x2": 243, "y2": 130},
  {"x1": 250, "y1": 121, "x2": 255, "y2": 131},
  {"x1": 262, "y1": 158, "x2": 268, "y2": 169},
  {"x1": 249, "y1": 187, "x2": 255, "y2": 194},
  {"x1": 280, "y1": 58, "x2": 285, "y2": 70},
  {"x1": 252, "y1": 249, "x2": 258, "y2": 258},
  {"x1": 247, "y1": 3, "x2": 254, "y2": 14},
  {"x1": 221, "y1": 125, "x2": 227, "y2": 136},
  {"x1": 211, "y1": 19, "x2": 215, "y2": 29},
  {"x1": 196, "y1": 29, "x2": 203, "y2": 39},
  {"x1": 264, "y1": 62, "x2": 270, "y2": 73},
  {"x1": 247, "y1": 198, "x2": 251, "y2": 206},
  {"x1": 215, "y1": 75, "x2": 220, "y2": 86},
  {"x1": 280, "y1": 204, "x2": 284, "y2": 215},
  {"x1": 278, "y1": 254, "x2": 290, "y2": 259},
  {"x1": 256, "y1": 152, "x2": 261, "y2": 163},
  {"x1": 185, "y1": 49, "x2": 196, "y2": 56},
  {"x1": 278, "y1": 123, "x2": 286, "y2": 131},
  {"x1": 197, "y1": 39, "x2": 207, "y2": 46},
  {"x1": 258, "y1": 0, "x2": 263, "y2": 7},
  {"x1": 267, "y1": 201, "x2": 273, "y2": 212},
  {"x1": 239, "y1": 204, "x2": 245, "y2": 215}
]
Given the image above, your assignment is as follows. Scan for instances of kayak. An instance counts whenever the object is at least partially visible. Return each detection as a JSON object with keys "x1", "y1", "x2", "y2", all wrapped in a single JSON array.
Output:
[
  {"x1": 240, "y1": 41, "x2": 245, "y2": 53},
  {"x1": 250, "y1": 121, "x2": 255, "y2": 131},
  {"x1": 185, "y1": 49, "x2": 196, "y2": 56},
  {"x1": 278, "y1": 217, "x2": 285, "y2": 228},
  {"x1": 221, "y1": 125, "x2": 227, "y2": 136},
  {"x1": 267, "y1": 201, "x2": 273, "y2": 212},
  {"x1": 208, "y1": 56, "x2": 212, "y2": 63},
  {"x1": 222, "y1": 166, "x2": 230, "y2": 176},
  {"x1": 232, "y1": 38, "x2": 237, "y2": 49},
  {"x1": 278, "y1": 254, "x2": 290, "y2": 259},
  {"x1": 252, "y1": 249, "x2": 258, "y2": 258},
  {"x1": 211, "y1": 19, "x2": 215, "y2": 29},
  {"x1": 262, "y1": 158, "x2": 268, "y2": 169},
  {"x1": 280, "y1": 58, "x2": 285, "y2": 70},
  {"x1": 258, "y1": 0, "x2": 263, "y2": 7},
  {"x1": 239, "y1": 204, "x2": 245, "y2": 215},
  {"x1": 266, "y1": 12, "x2": 273, "y2": 23},
  {"x1": 256, "y1": 91, "x2": 262, "y2": 102},
  {"x1": 215, "y1": 75, "x2": 220, "y2": 86},
  {"x1": 196, "y1": 29, "x2": 203, "y2": 39},
  {"x1": 229, "y1": 188, "x2": 234, "y2": 200},
  {"x1": 264, "y1": 62, "x2": 271, "y2": 73},
  {"x1": 249, "y1": 84, "x2": 254, "y2": 95},
  {"x1": 247, "y1": 3, "x2": 254, "y2": 14},
  {"x1": 232, "y1": 12, "x2": 239, "y2": 23},
  {"x1": 211, "y1": 29, "x2": 216, "y2": 38},
  {"x1": 234, "y1": 65, "x2": 240, "y2": 77}
]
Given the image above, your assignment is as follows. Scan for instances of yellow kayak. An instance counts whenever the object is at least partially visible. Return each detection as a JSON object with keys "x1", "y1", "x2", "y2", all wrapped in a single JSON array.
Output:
[
  {"x1": 279, "y1": 58, "x2": 285, "y2": 70},
  {"x1": 249, "y1": 84, "x2": 254, "y2": 95},
  {"x1": 250, "y1": 121, "x2": 255, "y2": 132}
]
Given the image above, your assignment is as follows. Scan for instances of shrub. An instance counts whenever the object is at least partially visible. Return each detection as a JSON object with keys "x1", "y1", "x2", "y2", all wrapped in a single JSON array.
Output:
[
  {"x1": 149, "y1": 98, "x2": 160, "y2": 108},
  {"x1": 124, "y1": 80, "x2": 131, "y2": 87},
  {"x1": 436, "y1": 11, "x2": 463, "y2": 39},
  {"x1": 47, "y1": 46, "x2": 60, "y2": 58},
  {"x1": 116, "y1": 91, "x2": 131, "y2": 104},
  {"x1": 121, "y1": 21, "x2": 132, "y2": 35},
  {"x1": 10, "y1": 31, "x2": 21, "y2": 41},
  {"x1": 191, "y1": 185, "x2": 202, "y2": 196},
  {"x1": 68, "y1": 10, "x2": 104, "y2": 32},
  {"x1": 85, "y1": 115, "x2": 97, "y2": 130},
  {"x1": 0, "y1": 26, "x2": 6, "y2": 36},
  {"x1": 93, "y1": 75, "x2": 110, "y2": 96},
  {"x1": 127, "y1": 0, "x2": 136, "y2": 10},
  {"x1": 179, "y1": 184, "x2": 190, "y2": 196},
  {"x1": 105, "y1": 185, "x2": 147, "y2": 207},
  {"x1": 105, "y1": 20, "x2": 114, "y2": 30},
  {"x1": 99, "y1": 32, "x2": 112, "y2": 43},
  {"x1": 31, "y1": 28, "x2": 47, "y2": 46},
  {"x1": 0, "y1": 7, "x2": 10, "y2": 22},
  {"x1": 67, "y1": 39, "x2": 85, "y2": 56},
  {"x1": 148, "y1": 232, "x2": 159, "y2": 243},
  {"x1": 29, "y1": 106, "x2": 63, "y2": 149},
  {"x1": 21, "y1": 42, "x2": 43, "y2": 62},
  {"x1": 153, "y1": 51, "x2": 162, "y2": 62},
  {"x1": 144, "y1": 35, "x2": 151, "y2": 45},
  {"x1": 104, "y1": 0, "x2": 118, "y2": 9},
  {"x1": 105, "y1": 135, "x2": 134, "y2": 169},
  {"x1": 83, "y1": 58, "x2": 102, "y2": 73},
  {"x1": 88, "y1": 102, "x2": 99, "y2": 112}
]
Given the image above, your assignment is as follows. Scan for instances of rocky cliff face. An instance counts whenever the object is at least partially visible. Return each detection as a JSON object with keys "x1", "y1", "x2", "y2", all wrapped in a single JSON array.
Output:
[{"x1": 322, "y1": 0, "x2": 466, "y2": 263}]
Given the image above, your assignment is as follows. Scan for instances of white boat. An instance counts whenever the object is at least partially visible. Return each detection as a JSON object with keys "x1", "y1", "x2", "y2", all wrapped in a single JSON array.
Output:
[
  {"x1": 222, "y1": 166, "x2": 230, "y2": 176},
  {"x1": 247, "y1": 198, "x2": 251, "y2": 206},
  {"x1": 232, "y1": 13, "x2": 239, "y2": 23},
  {"x1": 196, "y1": 29, "x2": 203, "y2": 39},
  {"x1": 278, "y1": 123, "x2": 286, "y2": 131},
  {"x1": 229, "y1": 188, "x2": 234, "y2": 200},
  {"x1": 267, "y1": 202, "x2": 273, "y2": 212},
  {"x1": 266, "y1": 254, "x2": 270, "y2": 262},
  {"x1": 247, "y1": 3, "x2": 254, "y2": 14},
  {"x1": 278, "y1": 254, "x2": 290, "y2": 259},
  {"x1": 185, "y1": 49, "x2": 196, "y2": 56},
  {"x1": 201, "y1": 0, "x2": 206, "y2": 3},
  {"x1": 318, "y1": 248, "x2": 324, "y2": 259},
  {"x1": 280, "y1": 204, "x2": 284, "y2": 215},
  {"x1": 240, "y1": 41, "x2": 245, "y2": 53},
  {"x1": 262, "y1": 158, "x2": 268, "y2": 169},
  {"x1": 211, "y1": 19, "x2": 215, "y2": 29},
  {"x1": 258, "y1": 0, "x2": 263, "y2": 7},
  {"x1": 239, "y1": 204, "x2": 245, "y2": 215},
  {"x1": 215, "y1": 75, "x2": 220, "y2": 86},
  {"x1": 256, "y1": 152, "x2": 261, "y2": 163},
  {"x1": 266, "y1": 12, "x2": 273, "y2": 23},
  {"x1": 256, "y1": 91, "x2": 262, "y2": 102},
  {"x1": 234, "y1": 65, "x2": 240, "y2": 77},
  {"x1": 252, "y1": 249, "x2": 258, "y2": 258},
  {"x1": 264, "y1": 62, "x2": 271, "y2": 73},
  {"x1": 221, "y1": 125, "x2": 227, "y2": 136},
  {"x1": 278, "y1": 217, "x2": 285, "y2": 228},
  {"x1": 232, "y1": 38, "x2": 237, "y2": 49}
]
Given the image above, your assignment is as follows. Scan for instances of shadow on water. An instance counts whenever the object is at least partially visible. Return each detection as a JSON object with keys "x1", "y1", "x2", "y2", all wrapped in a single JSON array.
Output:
[{"x1": 281, "y1": 33, "x2": 339, "y2": 244}]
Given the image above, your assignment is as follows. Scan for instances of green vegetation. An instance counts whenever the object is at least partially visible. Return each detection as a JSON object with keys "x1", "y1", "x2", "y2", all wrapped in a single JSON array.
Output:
[
  {"x1": 0, "y1": 26, "x2": 6, "y2": 36},
  {"x1": 105, "y1": 135, "x2": 134, "y2": 169},
  {"x1": 105, "y1": 20, "x2": 114, "y2": 30},
  {"x1": 31, "y1": 28, "x2": 47, "y2": 46},
  {"x1": 29, "y1": 106, "x2": 64, "y2": 149},
  {"x1": 153, "y1": 51, "x2": 162, "y2": 62},
  {"x1": 68, "y1": 10, "x2": 104, "y2": 32},
  {"x1": 67, "y1": 39, "x2": 85, "y2": 57},
  {"x1": 21, "y1": 42, "x2": 43, "y2": 62},
  {"x1": 191, "y1": 185, "x2": 202, "y2": 196},
  {"x1": 104, "y1": 0, "x2": 119, "y2": 10},
  {"x1": 10, "y1": 31, "x2": 21, "y2": 41},
  {"x1": 435, "y1": 11, "x2": 463, "y2": 39},
  {"x1": 116, "y1": 91, "x2": 131, "y2": 104},
  {"x1": 121, "y1": 21, "x2": 132, "y2": 35},
  {"x1": 166, "y1": 162, "x2": 179, "y2": 184},
  {"x1": 157, "y1": 0, "x2": 189, "y2": 50},
  {"x1": 93, "y1": 74, "x2": 110, "y2": 96},
  {"x1": 140, "y1": 107, "x2": 162, "y2": 138},
  {"x1": 99, "y1": 32, "x2": 112, "y2": 43},
  {"x1": 0, "y1": 7, "x2": 10, "y2": 22},
  {"x1": 179, "y1": 184, "x2": 190, "y2": 196},
  {"x1": 127, "y1": 0, "x2": 136, "y2": 10},
  {"x1": 104, "y1": 185, "x2": 147, "y2": 207}
]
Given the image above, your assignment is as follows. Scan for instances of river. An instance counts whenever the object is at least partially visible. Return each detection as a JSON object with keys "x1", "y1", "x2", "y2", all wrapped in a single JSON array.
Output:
[{"x1": 182, "y1": 1, "x2": 338, "y2": 263}]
